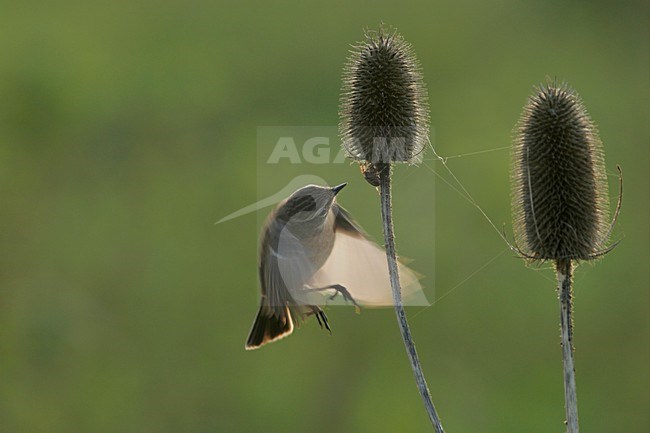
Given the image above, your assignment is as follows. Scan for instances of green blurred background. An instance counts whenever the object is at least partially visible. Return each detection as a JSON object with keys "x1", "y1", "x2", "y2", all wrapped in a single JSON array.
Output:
[{"x1": 1, "y1": 1, "x2": 648, "y2": 432}]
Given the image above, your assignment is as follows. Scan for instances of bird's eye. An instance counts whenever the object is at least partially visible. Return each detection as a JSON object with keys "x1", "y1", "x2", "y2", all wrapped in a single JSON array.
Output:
[{"x1": 283, "y1": 195, "x2": 317, "y2": 220}]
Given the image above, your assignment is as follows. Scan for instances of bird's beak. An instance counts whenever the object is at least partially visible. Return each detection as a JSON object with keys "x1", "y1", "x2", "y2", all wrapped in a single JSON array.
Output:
[{"x1": 331, "y1": 183, "x2": 347, "y2": 195}]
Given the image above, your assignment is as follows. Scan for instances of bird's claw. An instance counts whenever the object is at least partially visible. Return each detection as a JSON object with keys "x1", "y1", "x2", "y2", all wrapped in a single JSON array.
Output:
[{"x1": 312, "y1": 307, "x2": 331, "y2": 334}]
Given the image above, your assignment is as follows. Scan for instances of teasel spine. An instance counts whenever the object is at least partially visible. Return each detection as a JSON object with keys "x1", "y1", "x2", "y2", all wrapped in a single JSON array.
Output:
[
  {"x1": 340, "y1": 27, "x2": 444, "y2": 432},
  {"x1": 512, "y1": 80, "x2": 621, "y2": 433}
]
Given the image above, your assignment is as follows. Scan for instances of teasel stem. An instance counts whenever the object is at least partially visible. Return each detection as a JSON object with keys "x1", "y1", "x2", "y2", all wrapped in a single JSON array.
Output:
[
  {"x1": 556, "y1": 258, "x2": 579, "y2": 433},
  {"x1": 511, "y1": 81, "x2": 621, "y2": 430},
  {"x1": 378, "y1": 164, "x2": 445, "y2": 433}
]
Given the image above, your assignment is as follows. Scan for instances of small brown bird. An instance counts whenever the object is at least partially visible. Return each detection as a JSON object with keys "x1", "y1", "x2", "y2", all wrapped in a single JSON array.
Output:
[{"x1": 245, "y1": 183, "x2": 426, "y2": 350}]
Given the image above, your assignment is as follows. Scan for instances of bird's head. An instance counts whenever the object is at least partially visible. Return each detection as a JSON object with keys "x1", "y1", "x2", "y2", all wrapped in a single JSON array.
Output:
[{"x1": 277, "y1": 183, "x2": 347, "y2": 224}]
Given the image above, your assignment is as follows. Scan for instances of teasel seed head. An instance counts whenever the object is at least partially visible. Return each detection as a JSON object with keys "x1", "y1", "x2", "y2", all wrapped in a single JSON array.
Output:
[
  {"x1": 512, "y1": 80, "x2": 610, "y2": 261},
  {"x1": 339, "y1": 27, "x2": 429, "y2": 167}
]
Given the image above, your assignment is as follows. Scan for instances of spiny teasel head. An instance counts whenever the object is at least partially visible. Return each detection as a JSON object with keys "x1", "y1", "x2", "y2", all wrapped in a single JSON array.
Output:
[
  {"x1": 339, "y1": 27, "x2": 429, "y2": 166},
  {"x1": 512, "y1": 80, "x2": 610, "y2": 261}
]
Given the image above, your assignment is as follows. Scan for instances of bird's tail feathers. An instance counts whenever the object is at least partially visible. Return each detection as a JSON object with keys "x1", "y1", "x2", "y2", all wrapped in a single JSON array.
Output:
[{"x1": 245, "y1": 305, "x2": 294, "y2": 350}]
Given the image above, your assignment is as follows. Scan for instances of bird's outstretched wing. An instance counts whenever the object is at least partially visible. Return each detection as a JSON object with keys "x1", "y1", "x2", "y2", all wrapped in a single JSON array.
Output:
[{"x1": 307, "y1": 204, "x2": 429, "y2": 307}]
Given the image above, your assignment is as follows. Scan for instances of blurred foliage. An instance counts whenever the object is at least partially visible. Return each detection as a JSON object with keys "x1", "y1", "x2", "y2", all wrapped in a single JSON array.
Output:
[{"x1": 0, "y1": 1, "x2": 648, "y2": 432}]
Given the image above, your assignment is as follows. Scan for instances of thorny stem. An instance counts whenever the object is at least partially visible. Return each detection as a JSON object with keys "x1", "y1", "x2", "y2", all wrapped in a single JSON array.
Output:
[
  {"x1": 556, "y1": 258, "x2": 579, "y2": 433},
  {"x1": 379, "y1": 164, "x2": 445, "y2": 433}
]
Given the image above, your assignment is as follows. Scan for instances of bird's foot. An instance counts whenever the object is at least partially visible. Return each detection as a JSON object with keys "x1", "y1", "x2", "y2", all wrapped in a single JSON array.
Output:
[{"x1": 307, "y1": 284, "x2": 361, "y2": 312}]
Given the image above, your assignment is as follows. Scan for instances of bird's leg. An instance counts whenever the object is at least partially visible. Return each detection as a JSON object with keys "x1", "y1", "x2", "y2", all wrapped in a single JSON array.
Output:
[
  {"x1": 305, "y1": 284, "x2": 361, "y2": 310},
  {"x1": 310, "y1": 306, "x2": 331, "y2": 334}
]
